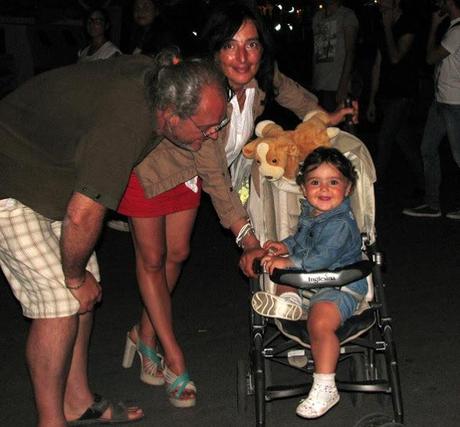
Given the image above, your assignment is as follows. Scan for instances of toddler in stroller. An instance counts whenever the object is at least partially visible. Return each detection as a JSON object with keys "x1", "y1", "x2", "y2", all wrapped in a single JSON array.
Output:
[{"x1": 252, "y1": 147, "x2": 367, "y2": 418}]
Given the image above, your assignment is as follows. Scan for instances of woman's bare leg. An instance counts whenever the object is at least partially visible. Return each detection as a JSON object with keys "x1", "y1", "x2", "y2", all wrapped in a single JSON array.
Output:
[{"x1": 130, "y1": 208, "x2": 197, "y2": 374}]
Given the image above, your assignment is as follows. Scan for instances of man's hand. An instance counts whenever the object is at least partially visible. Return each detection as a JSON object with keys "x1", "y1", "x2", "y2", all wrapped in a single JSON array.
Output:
[
  {"x1": 68, "y1": 271, "x2": 102, "y2": 314},
  {"x1": 239, "y1": 247, "x2": 266, "y2": 278}
]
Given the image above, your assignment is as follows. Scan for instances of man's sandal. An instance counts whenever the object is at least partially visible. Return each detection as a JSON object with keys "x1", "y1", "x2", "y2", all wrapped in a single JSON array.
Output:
[
  {"x1": 122, "y1": 325, "x2": 165, "y2": 385},
  {"x1": 163, "y1": 365, "x2": 197, "y2": 408},
  {"x1": 68, "y1": 394, "x2": 143, "y2": 425}
]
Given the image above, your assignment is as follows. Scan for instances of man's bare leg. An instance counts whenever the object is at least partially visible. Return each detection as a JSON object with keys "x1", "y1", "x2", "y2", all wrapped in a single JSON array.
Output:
[
  {"x1": 63, "y1": 312, "x2": 94, "y2": 420},
  {"x1": 64, "y1": 312, "x2": 144, "y2": 423},
  {"x1": 26, "y1": 315, "x2": 78, "y2": 427}
]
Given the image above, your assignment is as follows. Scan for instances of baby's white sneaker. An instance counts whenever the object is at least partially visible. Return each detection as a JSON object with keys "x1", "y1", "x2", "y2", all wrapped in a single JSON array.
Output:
[
  {"x1": 296, "y1": 373, "x2": 340, "y2": 419},
  {"x1": 252, "y1": 291, "x2": 303, "y2": 321}
]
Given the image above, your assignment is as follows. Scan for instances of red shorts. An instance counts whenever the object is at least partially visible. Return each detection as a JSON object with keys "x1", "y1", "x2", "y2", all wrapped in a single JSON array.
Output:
[{"x1": 117, "y1": 172, "x2": 201, "y2": 217}]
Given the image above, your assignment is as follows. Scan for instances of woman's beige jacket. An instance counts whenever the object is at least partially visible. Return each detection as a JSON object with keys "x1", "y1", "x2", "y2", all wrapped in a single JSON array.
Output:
[{"x1": 135, "y1": 68, "x2": 319, "y2": 229}]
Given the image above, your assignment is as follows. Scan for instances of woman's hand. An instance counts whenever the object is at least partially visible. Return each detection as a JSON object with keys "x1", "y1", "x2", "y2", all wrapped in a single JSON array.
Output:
[
  {"x1": 261, "y1": 255, "x2": 295, "y2": 275},
  {"x1": 328, "y1": 99, "x2": 359, "y2": 125},
  {"x1": 239, "y1": 247, "x2": 266, "y2": 278}
]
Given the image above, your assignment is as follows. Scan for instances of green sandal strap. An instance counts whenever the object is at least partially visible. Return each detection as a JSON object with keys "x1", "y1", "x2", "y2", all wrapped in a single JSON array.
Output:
[
  {"x1": 167, "y1": 372, "x2": 192, "y2": 398},
  {"x1": 137, "y1": 340, "x2": 162, "y2": 365}
]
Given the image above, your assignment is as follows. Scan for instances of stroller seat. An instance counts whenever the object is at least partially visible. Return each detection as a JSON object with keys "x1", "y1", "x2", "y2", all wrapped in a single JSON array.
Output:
[
  {"x1": 275, "y1": 308, "x2": 376, "y2": 349},
  {"x1": 269, "y1": 259, "x2": 376, "y2": 348}
]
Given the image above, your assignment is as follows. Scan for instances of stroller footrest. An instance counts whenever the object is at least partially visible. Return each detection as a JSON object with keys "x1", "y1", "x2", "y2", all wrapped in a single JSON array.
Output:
[
  {"x1": 266, "y1": 383, "x2": 311, "y2": 401},
  {"x1": 337, "y1": 379, "x2": 391, "y2": 393}
]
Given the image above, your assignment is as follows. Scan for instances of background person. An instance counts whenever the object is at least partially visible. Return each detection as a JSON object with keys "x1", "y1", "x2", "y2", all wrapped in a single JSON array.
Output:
[
  {"x1": 78, "y1": 8, "x2": 121, "y2": 62},
  {"x1": 403, "y1": 0, "x2": 460, "y2": 219},
  {"x1": 0, "y1": 52, "x2": 227, "y2": 426},
  {"x1": 311, "y1": 0, "x2": 359, "y2": 112},
  {"x1": 366, "y1": 0, "x2": 424, "y2": 193},
  {"x1": 130, "y1": 0, "x2": 177, "y2": 55}
]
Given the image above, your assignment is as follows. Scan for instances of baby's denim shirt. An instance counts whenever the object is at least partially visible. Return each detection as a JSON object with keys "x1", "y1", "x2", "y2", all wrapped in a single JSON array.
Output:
[{"x1": 282, "y1": 198, "x2": 367, "y2": 296}]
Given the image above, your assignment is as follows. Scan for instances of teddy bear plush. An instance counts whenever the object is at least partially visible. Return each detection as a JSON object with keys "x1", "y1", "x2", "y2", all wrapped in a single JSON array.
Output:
[{"x1": 242, "y1": 110, "x2": 339, "y2": 181}]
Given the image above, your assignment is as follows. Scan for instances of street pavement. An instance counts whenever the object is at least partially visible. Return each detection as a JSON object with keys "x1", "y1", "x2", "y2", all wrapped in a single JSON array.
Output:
[{"x1": 1, "y1": 139, "x2": 460, "y2": 427}]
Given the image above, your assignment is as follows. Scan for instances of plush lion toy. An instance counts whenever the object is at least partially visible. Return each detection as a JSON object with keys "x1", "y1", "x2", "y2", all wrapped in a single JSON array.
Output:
[{"x1": 242, "y1": 111, "x2": 339, "y2": 181}]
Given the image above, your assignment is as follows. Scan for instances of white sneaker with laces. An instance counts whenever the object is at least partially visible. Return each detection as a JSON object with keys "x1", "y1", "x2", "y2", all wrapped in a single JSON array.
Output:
[{"x1": 251, "y1": 291, "x2": 303, "y2": 321}]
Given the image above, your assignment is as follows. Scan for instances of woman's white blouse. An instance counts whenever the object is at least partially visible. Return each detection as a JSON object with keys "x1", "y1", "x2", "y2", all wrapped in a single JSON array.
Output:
[{"x1": 225, "y1": 88, "x2": 255, "y2": 167}]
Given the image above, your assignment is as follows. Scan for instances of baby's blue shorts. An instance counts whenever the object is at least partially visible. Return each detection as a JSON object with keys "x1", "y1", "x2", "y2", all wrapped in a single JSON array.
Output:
[{"x1": 309, "y1": 280, "x2": 368, "y2": 323}]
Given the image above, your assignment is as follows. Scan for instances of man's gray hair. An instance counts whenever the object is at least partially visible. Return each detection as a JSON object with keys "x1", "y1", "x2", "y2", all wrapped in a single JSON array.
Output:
[{"x1": 145, "y1": 47, "x2": 226, "y2": 118}]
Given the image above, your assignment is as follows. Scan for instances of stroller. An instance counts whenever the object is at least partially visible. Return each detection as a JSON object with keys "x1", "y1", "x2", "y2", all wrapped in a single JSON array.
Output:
[{"x1": 238, "y1": 129, "x2": 404, "y2": 427}]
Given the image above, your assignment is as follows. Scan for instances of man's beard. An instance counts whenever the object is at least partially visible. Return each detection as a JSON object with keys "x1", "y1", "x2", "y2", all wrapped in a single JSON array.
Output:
[{"x1": 166, "y1": 122, "x2": 200, "y2": 152}]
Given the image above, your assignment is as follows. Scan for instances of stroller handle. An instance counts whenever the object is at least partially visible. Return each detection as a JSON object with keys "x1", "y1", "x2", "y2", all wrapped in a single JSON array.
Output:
[{"x1": 265, "y1": 260, "x2": 372, "y2": 290}]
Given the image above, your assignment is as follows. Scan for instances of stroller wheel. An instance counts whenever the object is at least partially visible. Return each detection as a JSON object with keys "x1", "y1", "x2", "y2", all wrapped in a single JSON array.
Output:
[
  {"x1": 353, "y1": 412, "x2": 403, "y2": 427},
  {"x1": 237, "y1": 359, "x2": 251, "y2": 414}
]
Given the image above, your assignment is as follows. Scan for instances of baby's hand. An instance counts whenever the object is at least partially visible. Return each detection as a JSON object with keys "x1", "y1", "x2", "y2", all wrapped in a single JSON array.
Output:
[
  {"x1": 261, "y1": 255, "x2": 295, "y2": 275},
  {"x1": 263, "y1": 241, "x2": 289, "y2": 256}
]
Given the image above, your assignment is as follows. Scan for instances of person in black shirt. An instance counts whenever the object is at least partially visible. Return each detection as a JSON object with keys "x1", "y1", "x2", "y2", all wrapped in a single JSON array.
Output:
[{"x1": 366, "y1": 0, "x2": 424, "y2": 192}]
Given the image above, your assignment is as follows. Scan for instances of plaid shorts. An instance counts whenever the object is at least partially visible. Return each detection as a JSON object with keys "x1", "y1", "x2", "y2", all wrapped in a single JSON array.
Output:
[{"x1": 0, "y1": 199, "x2": 100, "y2": 319}]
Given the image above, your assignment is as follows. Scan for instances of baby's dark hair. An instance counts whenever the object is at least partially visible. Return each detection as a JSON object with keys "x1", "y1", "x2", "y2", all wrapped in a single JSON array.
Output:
[{"x1": 296, "y1": 147, "x2": 358, "y2": 190}]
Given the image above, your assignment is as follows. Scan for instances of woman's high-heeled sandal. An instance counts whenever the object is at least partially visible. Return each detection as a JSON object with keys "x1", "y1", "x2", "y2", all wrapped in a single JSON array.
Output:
[
  {"x1": 122, "y1": 325, "x2": 165, "y2": 386},
  {"x1": 163, "y1": 364, "x2": 197, "y2": 408}
]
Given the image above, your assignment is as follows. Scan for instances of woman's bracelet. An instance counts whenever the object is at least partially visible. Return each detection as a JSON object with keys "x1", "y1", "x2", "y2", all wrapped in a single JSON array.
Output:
[
  {"x1": 236, "y1": 221, "x2": 255, "y2": 248},
  {"x1": 65, "y1": 276, "x2": 86, "y2": 290}
]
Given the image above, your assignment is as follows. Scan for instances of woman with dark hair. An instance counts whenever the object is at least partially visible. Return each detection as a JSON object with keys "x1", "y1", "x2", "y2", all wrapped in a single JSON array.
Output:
[
  {"x1": 78, "y1": 8, "x2": 121, "y2": 62},
  {"x1": 201, "y1": 1, "x2": 277, "y2": 103},
  {"x1": 119, "y1": 1, "x2": 356, "y2": 409},
  {"x1": 130, "y1": 0, "x2": 178, "y2": 55},
  {"x1": 199, "y1": 1, "x2": 356, "y2": 190}
]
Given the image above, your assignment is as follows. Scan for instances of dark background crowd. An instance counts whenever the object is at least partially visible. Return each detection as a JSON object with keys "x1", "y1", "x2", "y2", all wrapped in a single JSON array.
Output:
[
  {"x1": 0, "y1": 0, "x2": 443, "y2": 98},
  {"x1": 0, "y1": 2, "x2": 444, "y2": 131},
  {"x1": 1, "y1": 1, "x2": 450, "y2": 180}
]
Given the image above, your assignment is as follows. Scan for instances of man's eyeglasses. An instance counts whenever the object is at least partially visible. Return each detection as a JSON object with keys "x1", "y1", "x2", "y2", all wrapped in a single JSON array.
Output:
[{"x1": 188, "y1": 115, "x2": 230, "y2": 138}]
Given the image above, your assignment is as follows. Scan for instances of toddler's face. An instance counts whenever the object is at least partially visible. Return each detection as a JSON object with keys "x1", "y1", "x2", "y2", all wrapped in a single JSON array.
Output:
[{"x1": 301, "y1": 162, "x2": 351, "y2": 216}]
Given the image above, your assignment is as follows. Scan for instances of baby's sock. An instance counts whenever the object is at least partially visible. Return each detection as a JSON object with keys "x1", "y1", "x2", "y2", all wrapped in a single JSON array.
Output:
[{"x1": 311, "y1": 373, "x2": 337, "y2": 396}]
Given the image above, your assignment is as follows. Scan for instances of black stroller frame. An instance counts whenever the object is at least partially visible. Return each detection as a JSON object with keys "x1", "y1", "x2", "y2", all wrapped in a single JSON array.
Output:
[
  {"x1": 237, "y1": 240, "x2": 404, "y2": 426},
  {"x1": 239, "y1": 129, "x2": 404, "y2": 426}
]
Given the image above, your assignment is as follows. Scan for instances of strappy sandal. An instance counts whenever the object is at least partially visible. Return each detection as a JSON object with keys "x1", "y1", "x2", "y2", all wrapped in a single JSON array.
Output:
[
  {"x1": 68, "y1": 393, "x2": 143, "y2": 425},
  {"x1": 122, "y1": 325, "x2": 165, "y2": 385},
  {"x1": 163, "y1": 364, "x2": 197, "y2": 408}
]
